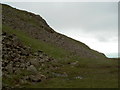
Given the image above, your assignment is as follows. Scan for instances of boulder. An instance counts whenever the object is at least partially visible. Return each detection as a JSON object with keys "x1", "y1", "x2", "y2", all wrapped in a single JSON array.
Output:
[
  {"x1": 27, "y1": 65, "x2": 38, "y2": 74},
  {"x1": 28, "y1": 73, "x2": 46, "y2": 82},
  {"x1": 20, "y1": 63, "x2": 26, "y2": 68},
  {"x1": 5, "y1": 62, "x2": 13, "y2": 73},
  {"x1": 71, "y1": 61, "x2": 79, "y2": 66},
  {"x1": 29, "y1": 58, "x2": 39, "y2": 67},
  {"x1": 14, "y1": 68, "x2": 21, "y2": 74}
]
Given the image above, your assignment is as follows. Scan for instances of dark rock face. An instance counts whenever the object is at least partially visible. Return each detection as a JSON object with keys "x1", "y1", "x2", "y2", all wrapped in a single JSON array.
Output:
[
  {"x1": 2, "y1": 32, "x2": 55, "y2": 88},
  {"x1": 2, "y1": 4, "x2": 106, "y2": 59}
]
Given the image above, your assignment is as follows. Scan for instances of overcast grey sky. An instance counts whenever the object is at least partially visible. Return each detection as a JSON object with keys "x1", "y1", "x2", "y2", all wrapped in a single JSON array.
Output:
[{"x1": 2, "y1": 2, "x2": 118, "y2": 58}]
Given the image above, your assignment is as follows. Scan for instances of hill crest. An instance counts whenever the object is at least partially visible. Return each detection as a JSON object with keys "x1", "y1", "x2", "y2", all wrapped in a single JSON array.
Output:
[{"x1": 2, "y1": 4, "x2": 106, "y2": 59}]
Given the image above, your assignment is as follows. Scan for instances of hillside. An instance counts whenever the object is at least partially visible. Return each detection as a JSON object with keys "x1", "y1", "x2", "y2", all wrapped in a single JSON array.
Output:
[
  {"x1": 2, "y1": 4, "x2": 106, "y2": 59},
  {"x1": 2, "y1": 4, "x2": 118, "y2": 88}
]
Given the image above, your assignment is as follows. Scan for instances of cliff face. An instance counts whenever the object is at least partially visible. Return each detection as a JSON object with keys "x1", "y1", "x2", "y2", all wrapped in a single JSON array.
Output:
[{"x1": 2, "y1": 4, "x2": 106, "y2": 59}]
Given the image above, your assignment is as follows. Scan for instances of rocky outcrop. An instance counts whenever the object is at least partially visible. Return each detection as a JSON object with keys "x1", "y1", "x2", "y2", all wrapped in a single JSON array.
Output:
[{"x1": 2, "y1": 32, "x2": 56, "y2": 88}]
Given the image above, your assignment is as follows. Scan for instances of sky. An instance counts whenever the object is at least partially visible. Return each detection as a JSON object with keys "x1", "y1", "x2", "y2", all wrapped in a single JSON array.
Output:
[{"x1": 1, "y1": 2, "x2": 118, "y2": 58}]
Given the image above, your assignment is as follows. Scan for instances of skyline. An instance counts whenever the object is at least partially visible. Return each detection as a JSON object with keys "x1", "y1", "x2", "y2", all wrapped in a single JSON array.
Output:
[{"x1": 1, "y1": 2, "x2": 118, "y2": 58}]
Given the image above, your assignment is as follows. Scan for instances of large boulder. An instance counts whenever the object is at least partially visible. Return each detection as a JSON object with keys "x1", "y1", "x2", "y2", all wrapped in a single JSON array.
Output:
[{"x1": 27, "y1": 65, "x2": 38, "y2": 74}]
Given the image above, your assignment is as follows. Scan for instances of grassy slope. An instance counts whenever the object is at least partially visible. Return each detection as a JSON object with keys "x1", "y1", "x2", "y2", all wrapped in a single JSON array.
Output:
[
  {"x1": 3, "y1": 4, "x2": 106, "y2": 59},
  {"x1": 3, "y1": 25, "x2": 69, "y2": 60},
  {"x1": 3, "y1": 25, "x2": 118, "y2": 88}
]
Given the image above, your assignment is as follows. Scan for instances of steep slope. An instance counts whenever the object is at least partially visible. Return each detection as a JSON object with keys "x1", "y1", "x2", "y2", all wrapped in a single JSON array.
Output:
[
  {"x1": 2, "y1": 4, "x2": 106, "y2": 59},
  {"x1": 2, "y1": 4, "x2": 118, "y2": 88},
  {"x1": 2, "y1": 31, "x2": 63, "y2": 89}
]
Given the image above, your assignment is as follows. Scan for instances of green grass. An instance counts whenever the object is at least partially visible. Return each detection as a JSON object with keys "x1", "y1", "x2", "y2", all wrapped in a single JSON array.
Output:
[
  {"x1": 3, "y1": 25, "x2": 69, "y2": 60},
  {"x1": 2, "y1": 25, "x2": 118, "y2": 88},
  {"x1": 25, "y1": 63, "x2": 118, "y2": 88}
]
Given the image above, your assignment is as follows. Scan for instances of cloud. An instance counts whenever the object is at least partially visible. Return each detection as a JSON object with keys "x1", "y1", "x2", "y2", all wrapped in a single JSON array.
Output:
[{"x1": 3, "y1": 2, "x2": 118, "y2": 57}]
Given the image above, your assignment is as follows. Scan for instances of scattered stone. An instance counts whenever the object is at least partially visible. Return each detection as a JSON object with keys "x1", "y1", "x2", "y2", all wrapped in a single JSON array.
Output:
[
  {"x1": 28, "y1": 73, "x2": 46, "y2": 82},
  {"x1": 52, "y1": 72, "x2": 68, "y2": 77},
  {"x1": 29, "y1": 75, "x2": 41, "y2": 82},
  {"x1": 19, "y1": 79, "x2": 28, "y2": 84},
  {"x1": 29, "y1": 58, "x2": 39, "y2": 67},
  {"x1": 74, "y1": 76, "x2": 83, "y2": 79},
  {"x1": 2, "y1": 32, "x2": 56, "y2": 88},
  {"x1": 14, "y1": 69, "x2": 21, "y2": 74},
  {"x1": 20, "y1": 63, "x2": 26, "y2": 68},
  {"x1": 26, "y1": 62, "x2": 31, "y2": 67},
  {"x1": 27, "y1": 65, "x2": 38, "y2": 74},
  {"x1": 71, "y1": 61, "x2": 79, "y2": 66},
  {"x1": 5, "y1": 62, "x2": 13, "y2": 74}
]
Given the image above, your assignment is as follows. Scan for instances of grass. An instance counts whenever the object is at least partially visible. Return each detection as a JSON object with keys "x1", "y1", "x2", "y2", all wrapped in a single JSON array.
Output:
[
  {"x1": 2, "y1": 25, "x2": 118, "y2": 88},
  {"x1": 3, "y1": 25, "x2": 69, "y2": 60},
  {"x1": 26, "y1": 64, "x2": 118, "y2": 88},
  {"x1": 25, "y1": 71, "x2": 118, "y2": 88}
]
